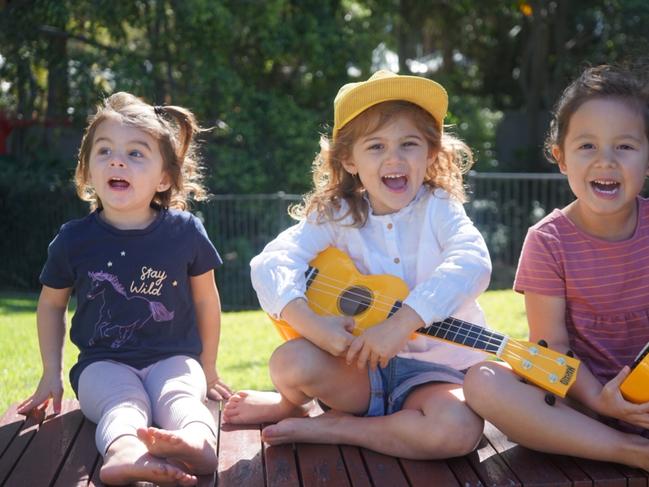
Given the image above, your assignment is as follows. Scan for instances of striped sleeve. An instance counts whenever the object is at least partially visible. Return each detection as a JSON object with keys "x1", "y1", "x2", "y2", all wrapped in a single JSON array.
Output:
[{"x1": 514, "y1": 226, "x2": 565, "y2": 297}]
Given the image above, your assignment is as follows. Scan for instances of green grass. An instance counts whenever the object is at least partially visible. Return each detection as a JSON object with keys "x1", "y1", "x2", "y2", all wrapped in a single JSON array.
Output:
[{"x1": 0, "y1": 289, "x2": 526, "y2": 414}]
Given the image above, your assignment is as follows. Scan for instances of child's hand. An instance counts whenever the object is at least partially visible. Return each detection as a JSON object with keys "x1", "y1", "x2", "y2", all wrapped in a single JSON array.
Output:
[
  {"x1": 17, "y1": 371, "x2": 64, "y2": 416},
  {"x1": 203, "y1": 366, "x2": 232, "y2": 401},
  {"x1": 308, "y1": 315, "x2": 355, "y2": 357},
  {"x1": 346, "y1": 304, "x2": 421, "y2": 370},
  {"x1": 346, "y1": 319, "x2": 412, "y2": 370},
  {"x1": 598, "y1": 366, "x2": 649, "y2": 428}
]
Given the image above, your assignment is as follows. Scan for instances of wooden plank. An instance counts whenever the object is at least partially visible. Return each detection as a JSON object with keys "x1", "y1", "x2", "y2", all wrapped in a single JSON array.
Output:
[
  {"x1": 296, "y1": 443, "x2": 350, "y2": 486},
  {"x1": 53, "y1": 413, "x2": 100, "y2": 487},
  {"x1": 447, "y1": 456, "x2": 485, "y2": 486},
  {"x1": 549, "y1": 456, "x2": 593, "y2": 487},
  {"x1": 4, "y1": 399, "x2": 84, "y2": 487},
  {"x1": 196, "y1": 399, "x2": 221, "y2": 487},
  {"x1": 466, "y1": 431, "x2": 522, "y2": 486},
  {"x1": 400, "y1": 457, "x2": 460, "y2": 486},
  {"x1": 339, "y1": 445, "x2": 371, "y2": 487},
  {"x1": 483, "y1": 422, "x2": 570, "y2": 486},
  {"x1": 571, "y1": 458, "x2": 629, "y2": 487},
  {"x1": 264, "y1": 443, "x2": 300, "y2": 487},
  {"x1": 0, "y1": 403, "x2": 25, "y2": 458},
  {"x1": 88, "y1": 456, "x2": 104, "y2": 487},
  {"x1": 217, "y1": 423, "x2": 264, "y2": 486},
  {"x1": 616, "y1": 464, "x2": 648, "y2": 487},
  {"x1": 0, "y1": 404, "x2": 46, "y2": 485},
  {"x1": 360, "y1": 449, "x2": 408, "y2": 487}
]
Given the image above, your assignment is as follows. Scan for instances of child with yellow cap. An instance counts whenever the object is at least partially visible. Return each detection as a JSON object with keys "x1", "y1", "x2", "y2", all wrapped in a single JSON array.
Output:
[{"x1": 223, "y1": 70, "x2": 492, "y2": 459}]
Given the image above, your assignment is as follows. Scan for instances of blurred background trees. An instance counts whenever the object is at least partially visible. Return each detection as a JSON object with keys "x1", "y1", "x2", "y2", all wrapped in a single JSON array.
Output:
[
  {"x1": 1, "y1": 0, "x2": 648, "y2": 294},
  {"x1": 1, "y1": 0, "x2": 648, "y2": 192}
]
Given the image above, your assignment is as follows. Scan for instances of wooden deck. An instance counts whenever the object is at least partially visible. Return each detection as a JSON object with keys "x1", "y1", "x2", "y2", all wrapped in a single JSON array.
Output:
[{"x1": 1, "y1": 398, "x2": 647, "y2": 486}]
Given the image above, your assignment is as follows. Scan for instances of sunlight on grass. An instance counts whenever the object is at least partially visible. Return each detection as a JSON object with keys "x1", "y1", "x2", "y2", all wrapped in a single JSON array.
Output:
[{"x1": 0, "y1": 289, "x2": 527, "y2": 414}]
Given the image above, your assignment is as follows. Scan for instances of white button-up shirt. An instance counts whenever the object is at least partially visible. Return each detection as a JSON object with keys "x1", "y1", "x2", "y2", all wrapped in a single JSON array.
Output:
[{"x1": 251, "y1": 187, "x2": 492, "y2": 371}]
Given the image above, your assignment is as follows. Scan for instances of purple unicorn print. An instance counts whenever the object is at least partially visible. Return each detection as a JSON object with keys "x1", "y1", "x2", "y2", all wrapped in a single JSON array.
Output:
[{"x1": 86, "y1": 271, "x2": 175, "y2": 348}]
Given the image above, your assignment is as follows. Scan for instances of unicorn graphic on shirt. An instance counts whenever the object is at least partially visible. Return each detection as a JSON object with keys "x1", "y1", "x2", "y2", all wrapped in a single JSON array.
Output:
[{"x1": 86, "y1": 271, "x2": 175, "y2": 348}]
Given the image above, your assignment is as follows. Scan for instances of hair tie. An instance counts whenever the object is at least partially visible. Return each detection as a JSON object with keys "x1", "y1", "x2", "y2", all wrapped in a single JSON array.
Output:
[{"x1": 153, "y1": 105, "x2": 165, "y2": 117}]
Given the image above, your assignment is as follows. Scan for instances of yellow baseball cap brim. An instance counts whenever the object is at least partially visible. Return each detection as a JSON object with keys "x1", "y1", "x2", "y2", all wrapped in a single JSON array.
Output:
[{"x1": 333, "y1": 70, "x2": 448, "y2": 138}]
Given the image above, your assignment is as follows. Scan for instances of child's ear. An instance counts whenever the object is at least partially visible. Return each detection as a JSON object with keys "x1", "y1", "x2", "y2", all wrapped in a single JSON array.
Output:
[
  {"x1": 341, "y1": 158, "x2": 357, "y2": 175},
  {"x1": 552, "y1": 145, "x2": 567, "y2": 174},
  {"x1": 157, "y1": 173, "x2": 172, "y2": 192}
]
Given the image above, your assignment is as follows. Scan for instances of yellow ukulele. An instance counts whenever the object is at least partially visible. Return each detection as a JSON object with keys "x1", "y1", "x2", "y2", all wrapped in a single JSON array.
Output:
[
  {"x1": 620, "y1": 342, "x2": 649, "y2": 403},
  {"x1": 269, "y1": 247, "x2": 580, "y2": 398}
]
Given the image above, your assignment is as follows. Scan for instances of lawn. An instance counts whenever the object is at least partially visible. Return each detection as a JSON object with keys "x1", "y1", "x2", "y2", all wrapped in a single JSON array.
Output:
[{"x1": 0, "y1": 289, "x2": 526, "y2": 414}]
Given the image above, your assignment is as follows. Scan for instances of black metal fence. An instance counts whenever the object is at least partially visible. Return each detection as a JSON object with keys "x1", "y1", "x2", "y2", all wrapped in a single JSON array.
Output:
[{"x1": 3, "y1": 172, "x2": 574, "y2": 309}]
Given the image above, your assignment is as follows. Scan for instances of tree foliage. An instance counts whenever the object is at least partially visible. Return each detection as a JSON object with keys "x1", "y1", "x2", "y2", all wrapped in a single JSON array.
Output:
[{"x1": 1, "y1": 0, "x2": 648, "y2": 192}]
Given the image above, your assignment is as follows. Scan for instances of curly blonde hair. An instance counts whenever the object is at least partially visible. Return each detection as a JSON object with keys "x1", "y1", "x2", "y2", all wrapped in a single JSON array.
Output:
[
  {"x1": 291, "y1": 100, "x2": 474, "y2": 226},
  {"x1": 75, "y1": 92, "x2": 207, "y2": 211}
]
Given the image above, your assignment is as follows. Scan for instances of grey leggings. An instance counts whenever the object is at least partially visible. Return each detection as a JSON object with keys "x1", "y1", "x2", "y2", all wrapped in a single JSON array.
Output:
[{"x1": 78, "y1": 355, "x2": 216, "y2": 455}]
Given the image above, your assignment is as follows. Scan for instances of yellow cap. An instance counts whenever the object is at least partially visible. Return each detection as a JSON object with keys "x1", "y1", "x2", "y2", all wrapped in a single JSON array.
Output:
[{"x1": 332, "y1": 70, "x2": 448, "y2": 139}]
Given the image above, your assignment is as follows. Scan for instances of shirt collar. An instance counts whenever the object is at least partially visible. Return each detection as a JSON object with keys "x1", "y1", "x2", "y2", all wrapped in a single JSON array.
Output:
[{"x1": 365, "y1": 186, "x2": 428, "y2": 221}]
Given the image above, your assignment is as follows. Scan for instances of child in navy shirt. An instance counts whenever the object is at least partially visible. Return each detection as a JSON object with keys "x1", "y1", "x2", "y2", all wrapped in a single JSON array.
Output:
[{"x1": 19, "y1": 92, "x2": 230, "y2": 486}]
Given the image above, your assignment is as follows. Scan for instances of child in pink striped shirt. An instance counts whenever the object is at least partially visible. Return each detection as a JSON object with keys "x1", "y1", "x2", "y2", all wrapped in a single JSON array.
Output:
[{"x1": 464, "y1": 64, "x2": 649, "y2": 469}]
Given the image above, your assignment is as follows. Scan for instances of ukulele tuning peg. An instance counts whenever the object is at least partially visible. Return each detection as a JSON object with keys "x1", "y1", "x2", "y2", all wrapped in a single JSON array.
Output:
[
  {"x1": 566, "y1": 349, "x2": 574, "y2": 357},
  {"x1": 537, "y1": 339, "x2": 548, "y2": 348},
  {"x1": 544, "y1": 393, "x2": 556, "y2": 406}
]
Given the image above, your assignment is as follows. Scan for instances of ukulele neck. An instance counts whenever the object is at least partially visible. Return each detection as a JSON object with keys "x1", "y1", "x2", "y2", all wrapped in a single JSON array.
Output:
[{"x1": 416, "y1": 317, "x2": 506, "y2": 355}]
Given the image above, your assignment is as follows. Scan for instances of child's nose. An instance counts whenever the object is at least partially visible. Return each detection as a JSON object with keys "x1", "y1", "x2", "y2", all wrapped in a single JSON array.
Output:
[
  {"x1": 597, "y1": 147, "x2": 617, "y2": 166},
  {"x1": 109, "y1": 155, "x2": 126, "y2": 167},
  {"x1": 385, "y1": 147, "x2": 405, "y2": 163}
]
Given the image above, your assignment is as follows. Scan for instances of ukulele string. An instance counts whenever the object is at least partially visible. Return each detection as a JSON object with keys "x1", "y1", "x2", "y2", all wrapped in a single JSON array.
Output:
[
  {"x1": 307, "y1": 278, "x2": 572, "y2": 368},
  {"x1": 307, "y1": 285, "x2": 567, "y2": 385},
  {"x1": 307, "y1": 282, "x2": 503, "y2": 351},
  {"x1": 307, "y1": 271, "x2": 406, "y2": 310}
]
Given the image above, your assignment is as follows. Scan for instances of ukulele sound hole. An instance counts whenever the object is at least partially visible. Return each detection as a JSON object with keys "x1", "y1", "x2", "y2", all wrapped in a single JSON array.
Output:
[{"x1": 338, "y1": 286, "x2": 372, "y2": 316}]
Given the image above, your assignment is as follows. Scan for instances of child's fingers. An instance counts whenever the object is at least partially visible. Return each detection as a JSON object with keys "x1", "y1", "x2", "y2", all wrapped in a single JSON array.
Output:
[
  {"x1": 356, "y1": 344, "x2": 370, "y2": 369},
  {"x1": 16, "y1": 398, "x2": 34, "y2": 414},
  {"x1": 343, "y1": 317, "x2": 356, "y2": 334},
  {"x1": 17, "y1": 394, "x2": 45, "y2": 415},
  {"x1": 610, "y1": 366, "x2": 631, "y2": 387},
  {"x1": 345, "y1": 337, "x2": 363, "y2": 365},
  {"x1": 52, "y1": 393, "x2": 63, "y2": 414},
  {"x1": 207, "y1": 383, "x2": 232, "y2": 401},
  {"x1": 368, "y1": 351, "x2": 380, "y2": 371},
  {"x1": 379, "y1": 355, "x2": 390, "y2": 369},
  {"x1": 20, "y1": 397, "x2": 50, "y2": 417}
]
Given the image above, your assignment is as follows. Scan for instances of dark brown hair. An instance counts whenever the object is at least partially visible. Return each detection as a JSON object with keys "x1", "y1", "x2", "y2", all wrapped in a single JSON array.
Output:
[
  {"x1": 75, "y1": 92, "x2": 207, "y2": 210},
  {"x1": 545, "y1": 64, "x2": 649, "y2": 164}
]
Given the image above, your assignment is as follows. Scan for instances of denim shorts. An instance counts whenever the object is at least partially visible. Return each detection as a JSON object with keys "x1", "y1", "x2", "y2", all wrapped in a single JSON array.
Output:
[{"x1": 365, "y1": 356, "x2": 465, "y2": 417}]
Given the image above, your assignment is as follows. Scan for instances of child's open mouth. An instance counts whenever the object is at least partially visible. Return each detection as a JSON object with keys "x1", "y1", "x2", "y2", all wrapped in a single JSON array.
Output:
[
  {"x1": 108, "y1": 177, "x2": 130, "y2": 189},
  {"x1": 382, "y1": 174, "x2": 408, "y2": 191},
  {"x1": 590, "y1": 179, "x2": 620, "y2": 196}
]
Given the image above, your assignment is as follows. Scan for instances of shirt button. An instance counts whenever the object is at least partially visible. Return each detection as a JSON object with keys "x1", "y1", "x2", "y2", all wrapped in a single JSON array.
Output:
[
  {"x1": 394, "y1": 257, "x2": 400, "y2": 264},
  {"x1": 387, "y1": 223, "x2": 393, "y2": 230}
]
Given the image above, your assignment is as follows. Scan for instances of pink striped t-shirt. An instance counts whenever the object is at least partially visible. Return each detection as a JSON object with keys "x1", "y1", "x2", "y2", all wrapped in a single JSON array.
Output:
[{"x1": 514, "y1": 197, "x2": 649, "y2": 386}]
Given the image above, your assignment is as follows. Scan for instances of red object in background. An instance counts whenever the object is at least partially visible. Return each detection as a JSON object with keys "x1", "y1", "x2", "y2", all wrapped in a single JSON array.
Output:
[{"x1": 0, "y1": 111, "x2": 72, "y2": 155}]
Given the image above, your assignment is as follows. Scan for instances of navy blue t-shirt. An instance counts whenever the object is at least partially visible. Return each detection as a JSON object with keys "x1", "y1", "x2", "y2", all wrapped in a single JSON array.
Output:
[{"x1": 39, "y1": 208, "x2": 222, "y2": 394}]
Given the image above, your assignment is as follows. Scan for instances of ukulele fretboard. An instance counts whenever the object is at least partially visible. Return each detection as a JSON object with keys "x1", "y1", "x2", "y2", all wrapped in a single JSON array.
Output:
[{"x1": 417, "y1": 317, "x2": 505, "y2": 355}]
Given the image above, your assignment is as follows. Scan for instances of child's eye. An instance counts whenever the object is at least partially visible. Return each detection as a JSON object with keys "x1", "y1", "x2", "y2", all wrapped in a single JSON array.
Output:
[
  {"x1": 617, "y1": 144, "x2": 635, "y2": 150},
  {"x1": 367, "y1": 143, "x2": 384, "y2": 151},
  {"x1": 402, "y1": 140, "x2": 419, "y2": 148},
  {"x1": 97, "y1": 147, "x2": 111, "y2": 156},
  {"x1": 578, "y1": 143, "x2": 595, "y2": 150},
  {"x1": 129, "y1": 150, "x2": 144, "y2": 158}
]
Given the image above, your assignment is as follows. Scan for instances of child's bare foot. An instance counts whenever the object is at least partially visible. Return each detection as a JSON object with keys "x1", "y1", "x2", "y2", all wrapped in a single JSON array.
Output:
[
  {"x1": 261, "y1": 412, "x2": 350, "y2": 446},
  {"x1": 222, "y1": 390, "x2": 316, "y2": 424},
  {"x1": 100, "y1": 435, "x2": 197, "y2": 486},
  {"x1": 137, "y1": 423, "x2": 218, "y2": 475}
]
